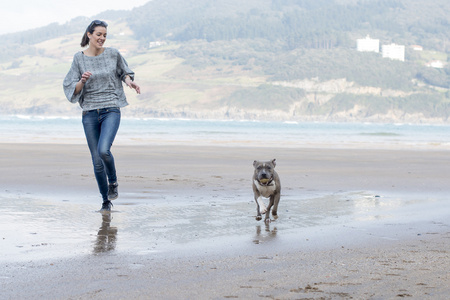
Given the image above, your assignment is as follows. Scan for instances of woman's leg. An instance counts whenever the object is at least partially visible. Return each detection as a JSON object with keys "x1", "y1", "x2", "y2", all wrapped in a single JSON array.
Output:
[
  {"x1": 97, "y1": 108, "x2": 121, "y2": 183},
  {"x1": 82, "y1": 110, "x2": 109, "y2": 202},
  {"x1": 98, "y1": 108, "x2": 121, "y2": 201}
]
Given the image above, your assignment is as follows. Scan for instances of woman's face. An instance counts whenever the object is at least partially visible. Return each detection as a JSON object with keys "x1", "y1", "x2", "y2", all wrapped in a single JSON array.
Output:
[{"x1": 88, "y1": 26, "x2": 107, "y2": 50}]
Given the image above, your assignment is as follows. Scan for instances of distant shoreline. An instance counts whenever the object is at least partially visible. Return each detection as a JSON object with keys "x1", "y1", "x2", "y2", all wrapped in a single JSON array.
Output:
[{"x1": 2, "y1": 111, "x2": 450, "y2": 125}]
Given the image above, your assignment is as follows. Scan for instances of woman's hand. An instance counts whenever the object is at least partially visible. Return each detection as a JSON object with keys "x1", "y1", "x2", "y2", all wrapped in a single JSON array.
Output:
[
  {"x1": 128, "y1": 81, "x2": 141, "y2": 94},
  {"x1": 125, "y1": 76, "x2": 141, "y2": 94},
  {"x1": 74, "y1": 71, "x2": 92, "y2": 95},
  {"x1": 80, "y1": 71, "x2": 92, "y2": 83}
]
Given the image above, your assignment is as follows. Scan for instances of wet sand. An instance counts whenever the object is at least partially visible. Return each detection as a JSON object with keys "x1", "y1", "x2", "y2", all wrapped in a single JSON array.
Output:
[{"x1": 1, "y1": 143, "x2": 449, "y2": 299}]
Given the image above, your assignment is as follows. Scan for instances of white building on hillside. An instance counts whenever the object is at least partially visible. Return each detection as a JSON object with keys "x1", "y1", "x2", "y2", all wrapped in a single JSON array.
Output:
[
  {"x1": 411, "y1": 45, "x2": 423, "y2": 51},
  {"x1": 427, "y1": 60, "x2": 444, "y2": 69},
  {"x1": 382, "y1": 43, "x2": 405, "y2": 61},
  {"x1": 357, "y1": 35, "x2": 380, "y2": 53}
]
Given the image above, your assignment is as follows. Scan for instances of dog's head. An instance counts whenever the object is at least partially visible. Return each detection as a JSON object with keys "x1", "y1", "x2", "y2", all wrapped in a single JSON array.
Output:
[{"x1": 253, "y1": 159, "x2": 276, "y2": 186}]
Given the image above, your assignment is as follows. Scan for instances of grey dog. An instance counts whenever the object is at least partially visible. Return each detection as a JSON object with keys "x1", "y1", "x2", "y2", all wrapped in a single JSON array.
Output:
[{"x1": 252, "y1": 159, "x2": 281, "y2": 222}]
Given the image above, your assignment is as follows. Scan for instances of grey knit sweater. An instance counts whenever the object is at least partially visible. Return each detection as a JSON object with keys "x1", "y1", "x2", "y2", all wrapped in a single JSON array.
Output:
[{"x1": 63, "y1": 47, "x2": 135, "y2": 111}]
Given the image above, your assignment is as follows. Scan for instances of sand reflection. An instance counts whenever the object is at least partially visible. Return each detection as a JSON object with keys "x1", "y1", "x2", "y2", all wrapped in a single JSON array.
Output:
[{"x1": 93, "y1": 213, "x2": 118, "y2": 254}]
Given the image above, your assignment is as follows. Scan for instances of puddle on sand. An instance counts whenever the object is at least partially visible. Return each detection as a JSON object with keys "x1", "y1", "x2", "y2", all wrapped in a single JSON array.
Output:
[{"x1": 0, "y1": 190, "x2": 448, "y2": 262}]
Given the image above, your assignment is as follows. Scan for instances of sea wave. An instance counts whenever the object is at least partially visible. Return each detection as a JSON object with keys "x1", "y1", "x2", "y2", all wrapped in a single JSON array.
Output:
[{"x1": 1, "y1": 116, "x2": 449, "y2": 149}]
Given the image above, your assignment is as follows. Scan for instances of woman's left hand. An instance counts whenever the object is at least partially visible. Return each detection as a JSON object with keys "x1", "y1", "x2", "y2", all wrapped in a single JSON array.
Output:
[
  {"x1": 127, "y1": 81, "x2": 141, "y2": 94},
  {"x1": 125, "y1": 77, "x2": 141, "y2": 94}
]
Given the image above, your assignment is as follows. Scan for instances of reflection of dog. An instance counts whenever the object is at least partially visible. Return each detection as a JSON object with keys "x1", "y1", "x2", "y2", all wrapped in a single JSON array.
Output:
[
  {"x1": 253, "y1": 224, "x2": 278, "y2": 244},
  {"x1": 252, "y1": 159, "x2": 281, "y2": 222}
]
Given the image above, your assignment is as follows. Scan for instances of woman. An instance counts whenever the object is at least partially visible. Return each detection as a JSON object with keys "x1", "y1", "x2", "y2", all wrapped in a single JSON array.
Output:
[{"x1": 63, "y1": 20, "x2": 141, "y2": 211}]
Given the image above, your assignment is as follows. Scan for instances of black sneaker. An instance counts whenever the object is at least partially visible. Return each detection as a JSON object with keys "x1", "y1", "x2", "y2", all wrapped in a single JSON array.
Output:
[
  {"x1": 108, "y1": 182, "x2": 118, "y2": 200},
  {"x1": 100, "y1": 200, "x2": 113, "y2": 212}
]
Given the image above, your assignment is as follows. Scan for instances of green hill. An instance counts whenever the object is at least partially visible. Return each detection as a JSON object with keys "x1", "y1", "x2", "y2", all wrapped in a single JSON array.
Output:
[{"x1": 0, "y1": 0, "x2": 449, "y2": 123}]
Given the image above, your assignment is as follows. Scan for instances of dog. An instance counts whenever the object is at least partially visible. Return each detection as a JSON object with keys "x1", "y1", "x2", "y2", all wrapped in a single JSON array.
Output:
[{"x1": 252, "y1": 159, "x2": 281, "y2": 222}]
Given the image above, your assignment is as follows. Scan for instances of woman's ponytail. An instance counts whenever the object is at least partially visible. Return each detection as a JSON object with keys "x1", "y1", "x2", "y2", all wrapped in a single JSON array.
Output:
[{"x1": 80, "y1": 31, "x2": 90, "y2": 47}]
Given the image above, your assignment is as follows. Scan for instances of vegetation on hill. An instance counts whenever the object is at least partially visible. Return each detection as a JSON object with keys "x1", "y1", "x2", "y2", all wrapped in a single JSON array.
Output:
[
  {"x1": 0, "y1": 0, "x2": 449, "y2": 122},
  {"x1": 127, "y1": 0, "x2": 449, "y2": 52}
]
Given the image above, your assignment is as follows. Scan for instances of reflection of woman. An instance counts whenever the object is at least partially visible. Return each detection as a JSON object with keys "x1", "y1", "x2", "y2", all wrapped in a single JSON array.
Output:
[
  {"x1": 94, "y1": 213, "x2": 118, "y2": 253},
  {"x1": 63, "y1": 20, "x2": 140, "y2": 211}
]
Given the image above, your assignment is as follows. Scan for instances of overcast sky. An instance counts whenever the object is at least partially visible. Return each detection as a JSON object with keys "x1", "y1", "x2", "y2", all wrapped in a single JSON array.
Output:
[{"x1": 0, "y1": 0, "x2": 150, "y2": 35}]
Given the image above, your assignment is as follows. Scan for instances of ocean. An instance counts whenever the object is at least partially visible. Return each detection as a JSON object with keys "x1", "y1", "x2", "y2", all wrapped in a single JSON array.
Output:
[{"x1": 1, "y1": 114, "x2": 449, "y2": 149}]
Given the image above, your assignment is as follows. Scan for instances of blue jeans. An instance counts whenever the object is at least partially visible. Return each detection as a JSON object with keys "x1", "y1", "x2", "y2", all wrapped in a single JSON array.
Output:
[{"x1": 82, "y1": 107, "x2": 121, "y2": 201}]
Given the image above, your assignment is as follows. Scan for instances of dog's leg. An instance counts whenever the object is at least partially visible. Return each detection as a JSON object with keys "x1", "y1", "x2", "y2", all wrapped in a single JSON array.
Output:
[
  {"x1": 254, "y1": 195, "x2": 263, "y2": 221},
  {"x1": 264, "y1": 197, "x2": 274, "y2": 222},
  {"x1": 257, "y1": 196, "x2": 267, "y2": 215},
  {"x1": 272, "y1": 193, "x2": 281, "y2": 217},
  {"x1": 255, "y1": 204, "x2": 261, "y2": 221}
]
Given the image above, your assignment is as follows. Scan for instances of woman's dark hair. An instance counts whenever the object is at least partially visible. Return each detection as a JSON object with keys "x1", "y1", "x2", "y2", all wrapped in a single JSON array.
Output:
[{"x1": 80, "y1": 20, "x2": 108, "y2": 47}]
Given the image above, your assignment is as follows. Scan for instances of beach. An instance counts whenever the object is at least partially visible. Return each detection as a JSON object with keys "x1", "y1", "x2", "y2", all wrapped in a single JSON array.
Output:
[{"x1": 1, "y1": 142, "x2": 449, "y2": 299}]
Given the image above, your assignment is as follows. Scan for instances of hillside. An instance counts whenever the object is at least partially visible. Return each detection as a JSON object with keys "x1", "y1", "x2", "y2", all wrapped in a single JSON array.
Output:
[{"x1": 0, "y1": 0, "x2": 449, "y2": 123}]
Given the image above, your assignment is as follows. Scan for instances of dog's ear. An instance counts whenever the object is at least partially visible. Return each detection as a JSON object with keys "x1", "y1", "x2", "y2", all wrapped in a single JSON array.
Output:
[
  {"x1": 253, "y1": 160, "x2": 258, "y2": 167},
  {"x1": 272, "y1": 159, "x2": 276, "y2": 167}
]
